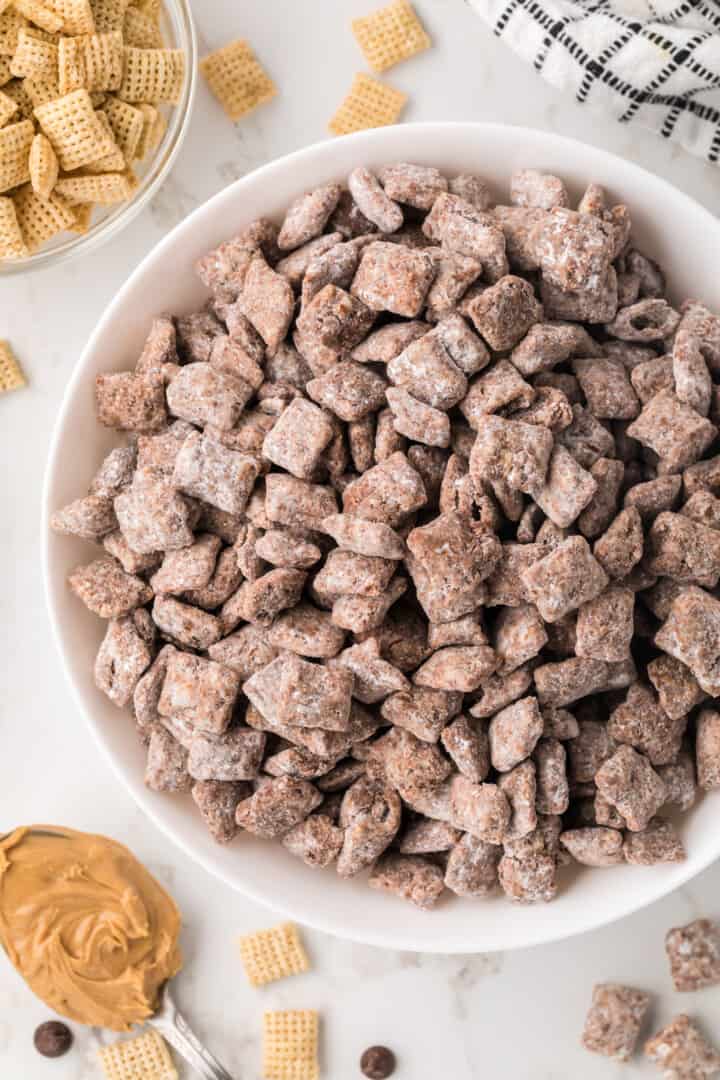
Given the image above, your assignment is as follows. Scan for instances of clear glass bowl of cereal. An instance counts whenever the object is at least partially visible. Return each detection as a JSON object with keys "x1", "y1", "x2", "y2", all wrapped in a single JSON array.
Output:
[{"x1": 0, "y1": 0, "x2": 196, "y2": 274}]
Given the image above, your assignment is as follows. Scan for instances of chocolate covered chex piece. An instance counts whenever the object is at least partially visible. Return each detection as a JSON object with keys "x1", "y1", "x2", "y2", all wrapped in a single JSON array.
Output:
[
  {"x1": 158, "y1": 650, "x2": 239, "y2": 734},
  {"x1": 369, "y1": 852, "x2": 445, "y2": 910},
  {"x1": 627, "y1": 390, "x2": 716, "y2": 472},
  {"x1": 235, "y1": 775, "x2": 322, "y2": 839},
  {"x1": 595, "y1": 745, "x2": 666, "y2": 832},
  {"x1": 95, "y1": 371, "x2": 167, "y2": 432},
  {"x1": 173, "y1": 431, "x2": 259, "y2": 515},
  {"x1": 655, "y1": 589, "x2": 720, "y2": 696},
  {"x1": 69, "y1": 556, "x2": 152, "y2": 618},
  {"x1": 337, "y1": 776, "x2": 401, "y2": 877},
  {"x1": 645, "y1": 1015, "x2": 720, "y2": 1080},
  {"x1": 469, "y1": 414, "x2": 553, "y2": 495},
  {"x1": 582, "y1": 983, "x2": 651, "y2": 1062},
  {"x1": 187, "y1": 727, "x2": 265, "y2": 782},
  {"x1": 145, "y1": 726, "x2": 191, "y2": 792},
  {"x1": 522, "y1": 536, "x2": 608, "y2": 623},
  {"x1": 94, "y1": 613, "x2": 152, "y2": 707},
  {"x1": 665, "y1": 918, "x2": 720, "y2": 992},
  {"x1": 351, "y1": 240, "x2": 436, "y2": 317},
  {"x1": 623, "y1": 818, "x2": 685, "y2": 865},
  {"x1": 192, "y1": 780, "x2": 248, "y2": 844},
  {"x1": 282, "y1": 814, "x2": 344, "y2": 868}
]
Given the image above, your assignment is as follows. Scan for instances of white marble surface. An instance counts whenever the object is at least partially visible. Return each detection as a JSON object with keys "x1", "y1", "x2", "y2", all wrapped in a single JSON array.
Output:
[{"x1": 2, "y1": 1, "x2": 720, "y2": 1077}]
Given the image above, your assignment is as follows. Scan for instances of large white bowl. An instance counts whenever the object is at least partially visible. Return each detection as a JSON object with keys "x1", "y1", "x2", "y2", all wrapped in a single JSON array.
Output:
[{"x1": 43, "y1": 123, "x2": 720, "y2": 953}]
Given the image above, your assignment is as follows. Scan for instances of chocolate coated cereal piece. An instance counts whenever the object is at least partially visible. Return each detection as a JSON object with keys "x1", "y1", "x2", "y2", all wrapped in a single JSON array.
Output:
[
  {"x1": 511, "y1": 169, "x2": 569, "y2": 211},
  {"x1": 522, "y1": 536, "x2": 608, "y2": 623},
  {"x1": 623, "y1": 817, "x2": 685, "y2": 865},
  {"x1": 352, "y1": 319, "x2": 427, "y2": 364},
  {"x1": 532, "y1": 207, "x2": 615, "y2": 291},
  {"x1": 677, "y1": 299, "x2": 720, "y2": 371},
  {"x1": 351, "y1": 241, "x2": 436, "y2": 317},
  {"x1": 178, "y1": 311, "x2": 224, "y2": 364},
  {"x1": 314, "y1": 549, "x2": 396, "y2": 599},
  {"x1": 337, "y1": 776, "x2": 402, "y2": 877},
  {"x1": 535, "y1": 656, "x2": 635, "y2": 708},
  {"x1": 266, "y1": 602, "x2": 346, "y2": 658},
  {"x1": 307, "y1": 359, "x2": 387, "y2": 422},
  {"x1": 466, "y1": 275, "x2": 542, "y2": 351},
  {"x1": 145, "y1": 726, "x2": 191, "y2": 792},
  {"x1": 498, "y1": 849, "x2": 557, "y2": 903},
  {"x1": 277, "y1": 183, "x2": 341, "y2": 251},
  {"x1": 188, "y1": 727, "x2": 265, "y2": 782},
  {"x1": 282, "y1": 813, "x2": 344, "y2": 868},
  {"x1": 331, "y1": 576, "x2": 407, "y2": 634},
  {"x1": 605, "y1": 297, "x2": 680, "y2": 343},
  {"x1": 578, "y1": 458, "x2": 625, "y2": 539},
  {"x1": 424, "y1": 193, "x2": 508, "y2": 280},
  {"x1": 582, "y1": 983, "x2": 651, "y2": 1062},
  {"x1": 222, "y1": 568, "x2": 306, "y2": 630},
  {"x1": 407, "y1": 511, "x2": 500, "y2": 622},
  {"x1": 348, "y1": 167, "x2": 403, "y2": 233},
  {"x1": 511, "y1": 320, "x2": 600, "y2": 377},
  {"x1": 595, "y1": 745, "x2": 666, "y2": 832},
  {"x1": 413, "y1": 645, "x2": 497, "y2": 693},
  {"x1": 492, "y1": 204, "x2": 545, "y2": 271},
  {"x1": 630, "y1": 354, "x2": 675, "y2": 404},
  {"x1": 655, "y1": 590, "x2": 720, "y2": 696},
  {"x1": 534, "y1": 737, "x2": 569, "y2": 814},
  {"x1": 51, "y1": 494, "x2": 118, "y2": 541},
  {"x1": 646, "y1": 512, "x2": 720, "y2": 586},
  {"x1": 381, "y1": 685, "x2": 461, "y2": 744},
  {"x1": 489, "y1": 696, "x2": 544, "y2": 773},
  {"x1": 530, "y1": 445, "x2": 597, "y2": 529},
  {"x1": 425, "y1": 250, "x2": 483, "y2": 320},
  {"x1": 647, "y1": 654, "x2": 704, "y2": 721},
  {"x1": 378, "y1": 163, "x2": 448, "y2": 211},
  {"x1": 440, "y1": 714, "x2": 490, "y2": 782},
  {"x1": 696, "y1": 708, "x2": 720, "y2": 790},
  {"x1": 388, "y1": 327, "x2": 468, "y2": 410},
  {"x1": 166, "y1": 363, "x2": 249, "y2": 431},
  {"x1": 657, "y1": 747, "x2": 697, "y2": 811},
  {"x1": 593, "y1": 506, "x2": 644, "y2": 579},
  {"x1": 343, "y1": 450, "x2": 426, "y2": 526},
  {"x1": 449, "y1": 775, "x2": 510, "y2": 843},
  {"x1": 575, "y1": 585, "x2": 634, "y2": 662},
  {"x1": 68, "y1": 556, "x2": 152, "y2": 618},
  {"x1": 498, "y1": 760, "x2": 537, "y2": 840},
  {"x1": 235, "y1": 775, "x2": 322, "y2": 838},
  {"x1": 95, "y1": 371, "x2": 167, "y2": 432},
  {"x1": 369, "y1": 852, "x2": 445, "y2": 910},
  {"x1": 511, "y1": 386, "x2": 573, "y2": 433},
  {"x1": 151, "y1": 533, "x2": 221, "y2": 595},
  {"x1": 645, "y1": 1015, "x2": 720, "y2": 1079},
  {"x1": 238, "y1": 253, "x2": 294, "y2": 355},
  {"x1": 192, "y1": 780, "x2": 247, "y2": 843},
  {"x1": 262, "y1": 398, "x2": 334, "y2": 479},
  {"x1": 264, "y1": 474, "x2": 337, "y2": 533},
  {"x1": 560, "y1": 826, "x2": 624, "y2": 866},
  {"x1": 321, "y1": 514, "x2": 405, "y2": 559},
  {"x1": 254, "y1": 530, "x2": 321, "y2": 570},
  {"x1": 172, "y1": 432, "x2": 259, "y2": 516},
  {"x1": 673, "y1": 330, "x2": 712, "y2": 417},
  {"x1": 95, "y1": 614, "x2": 152, "y2": 707},
  {"x1": 630, "y1": 388, "x2": 716, "y2": 468},
  {"x1": 300, "y1": 238, "x2": 363, "y2": 306},
  {"x1": 275, "y1": 653, "x2": 353, "y2": 731},
  {"x1": 492, "y1": 604, "x2": 547, "y2": 675},
  {"x1": 158, "y1": 650, "x2": 239, "y2": 734},
  {"x1": 331, "y1": 639, "x2": 409, "y2": 703},
  {"x1": 400, "y1": 817, "x2": 461, "y2": 855},
  {"x1": 574, "y1": 356, "x2": 640, "y2": 419},
  {"x1": 682, "y1": 490, "x2": 720, "y2": 532},
  {"x1": 665, "y1": 919, "x2": 720, "y2": 992},
  {"x1": 297, "y1": 284, "x2": 376, "y2": 361},
  {"x1": 449, "y1": 173, "x2": 492, "y2": 210},
  {"x1": 469, "y1": 415, "x2": 553, "y2": 495}
]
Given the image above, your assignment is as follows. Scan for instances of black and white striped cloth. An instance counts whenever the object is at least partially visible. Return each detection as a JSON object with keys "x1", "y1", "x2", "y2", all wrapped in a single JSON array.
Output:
[{"x1": 467, "y1": 0, "x2": 720, "y2": 164}]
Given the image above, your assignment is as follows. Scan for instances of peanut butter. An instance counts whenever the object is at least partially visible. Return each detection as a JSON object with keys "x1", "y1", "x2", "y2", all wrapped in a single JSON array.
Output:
[{"x1": 0, "y1": 826, "x2": 182, "y2": 1031}]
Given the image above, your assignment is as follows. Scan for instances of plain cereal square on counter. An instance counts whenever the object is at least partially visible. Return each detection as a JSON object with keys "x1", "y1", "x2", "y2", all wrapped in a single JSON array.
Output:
[{"x1": 51, "y1": 159, "x2": 720, "y2": 911}]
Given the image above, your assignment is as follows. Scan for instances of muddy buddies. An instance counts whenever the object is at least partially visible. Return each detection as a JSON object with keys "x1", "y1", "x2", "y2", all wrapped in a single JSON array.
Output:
[{"x1": 51, "y1": 160, "x2": 720, "y2": 912}]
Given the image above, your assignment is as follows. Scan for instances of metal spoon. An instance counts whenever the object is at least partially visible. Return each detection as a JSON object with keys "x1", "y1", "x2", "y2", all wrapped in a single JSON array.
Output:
[
  {"x1": 148, "y1": 983, "x2": 236, "y2": 1079},
  {"x1": 0, "y1": 829, "x2": 237, "y2": 1079}
]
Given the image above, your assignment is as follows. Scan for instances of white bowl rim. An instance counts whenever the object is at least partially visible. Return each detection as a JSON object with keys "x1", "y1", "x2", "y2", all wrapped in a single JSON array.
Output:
[{"x1": 42, "y1": 121, "x2": 720, "y2": 953}]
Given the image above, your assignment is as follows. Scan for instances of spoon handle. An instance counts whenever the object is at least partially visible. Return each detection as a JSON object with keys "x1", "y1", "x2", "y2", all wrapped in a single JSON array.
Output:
[{"x1": 148, "y1": 986, "x2": 236, "y2": 1079}]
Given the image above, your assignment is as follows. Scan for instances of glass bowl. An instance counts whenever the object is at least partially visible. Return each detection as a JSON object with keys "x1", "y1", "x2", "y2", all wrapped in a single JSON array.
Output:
[{"x1": 0, "y1": 0, "x2": 197, "y2": 276}]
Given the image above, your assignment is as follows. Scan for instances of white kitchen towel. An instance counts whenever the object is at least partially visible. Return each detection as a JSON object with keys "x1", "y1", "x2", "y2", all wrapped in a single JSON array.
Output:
[{"x1": 466, "y1": 0, "x2": 720, "y2": 164}]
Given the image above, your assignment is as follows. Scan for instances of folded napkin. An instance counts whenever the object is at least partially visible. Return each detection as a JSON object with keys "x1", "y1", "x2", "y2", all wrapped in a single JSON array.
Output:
[{"x1": 467, "y1": 0, "x2": 720, "y2": 164}]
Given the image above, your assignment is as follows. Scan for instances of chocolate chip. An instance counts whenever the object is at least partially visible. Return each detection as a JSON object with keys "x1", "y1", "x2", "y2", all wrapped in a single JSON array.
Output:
[
  {"x1": 360, "y1": 1045, "x2": 396, "y2": 1079},
  {"x1": 34, "y1": 1020, "x2": 73, "y2": 1058}
]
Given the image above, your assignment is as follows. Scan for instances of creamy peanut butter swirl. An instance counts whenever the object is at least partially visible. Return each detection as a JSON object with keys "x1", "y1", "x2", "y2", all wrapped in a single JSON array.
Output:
[{"x1": 0, "y1": 827, "x2": 182, "y2": 1031}]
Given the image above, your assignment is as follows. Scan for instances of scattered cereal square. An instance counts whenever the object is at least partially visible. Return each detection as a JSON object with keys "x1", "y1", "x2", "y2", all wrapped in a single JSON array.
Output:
[
  {"x1": 0, "y1": 340, "x2": 26, "y2": 393},
  {"x1": 263, "y1": 1009, "x2": 319, "y2": 1080},
  {"x1": 666, "y1": 919, "x2": 720, "y2": 993},
  {"x1": 582, "y1": 982, "x2": 651, "y2": 1062},
  {"x1": 98, "y1": 1029, "x2": 178, "y2": 1079},
  {"x1": 352, "y1": 0, "x2": 431, "y2": 73},
  {"x1": 328, "y1": 72, "x2": 406, "y2": 136},
  {"x1": 200, "y1": 38, "x2": 276, "y2": 123},
  {"x1": 239, "y1": 922, "x2": 310, "y2": 988}
]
